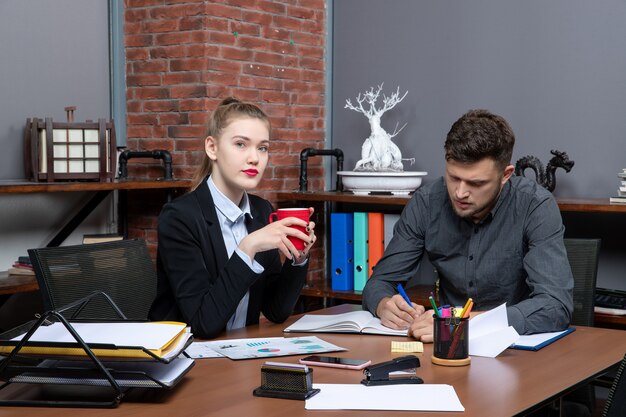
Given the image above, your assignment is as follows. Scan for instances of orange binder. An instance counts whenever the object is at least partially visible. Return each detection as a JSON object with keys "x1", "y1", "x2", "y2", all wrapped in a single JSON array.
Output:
[{"x1": 367, "y1": 212, "x2": 384, "y2": 278}]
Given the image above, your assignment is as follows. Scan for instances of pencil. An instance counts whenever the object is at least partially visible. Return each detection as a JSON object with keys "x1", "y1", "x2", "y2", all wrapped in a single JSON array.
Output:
[{"x1": 462, "y1": 301, "x2": 474, "y2": 318}]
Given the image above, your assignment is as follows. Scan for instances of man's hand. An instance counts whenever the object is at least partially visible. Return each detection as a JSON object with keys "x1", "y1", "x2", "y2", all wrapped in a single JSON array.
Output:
[
  {"x1": 376, "y1": 294, "x2": 425, "y2": 330},
  {"x1": 409, "y1": 312, "x2": 434, "y2": 343},
  {"x1": 410, "y1": 310, "x2": 480, "y2": 343}
]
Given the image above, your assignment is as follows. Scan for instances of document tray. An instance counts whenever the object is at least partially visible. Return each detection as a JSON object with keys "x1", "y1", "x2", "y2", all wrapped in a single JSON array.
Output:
[{"x1": 0, "y1": 293, "x2": 194, "y2": 408}]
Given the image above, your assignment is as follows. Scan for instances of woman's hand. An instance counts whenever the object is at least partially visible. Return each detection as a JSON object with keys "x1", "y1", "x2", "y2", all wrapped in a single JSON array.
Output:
[
  {"x1": 293, "y1": 208, "x2": 316, "y2": 263},
  {"x1": 239, "y1": 207, "x2": 316, "y2": 261}
]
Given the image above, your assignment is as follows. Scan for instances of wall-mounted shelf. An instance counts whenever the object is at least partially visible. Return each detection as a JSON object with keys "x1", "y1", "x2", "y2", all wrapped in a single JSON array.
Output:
[
  {"x1": 1, "y1": 179, "x2": 193, "y2": 247},
  {"x1": 0, "y1": 179, "x2": 192, "y2": 194},
  {"x1": 277, "y1": 191, "x2": 626, "y2": 213}
]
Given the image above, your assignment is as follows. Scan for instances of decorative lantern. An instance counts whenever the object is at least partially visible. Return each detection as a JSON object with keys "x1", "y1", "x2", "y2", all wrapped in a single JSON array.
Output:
[{"x1": 24, "y1": 106, "x2": 116, "y2": 182}]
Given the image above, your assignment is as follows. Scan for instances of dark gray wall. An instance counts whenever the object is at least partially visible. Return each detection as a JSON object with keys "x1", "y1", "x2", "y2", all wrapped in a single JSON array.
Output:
[
  {"x1": 0, "y1": 1, "x2": 115, "y2": 270},
  {"x1": 0, "y1": 0, "x2": 110, "y2": 180},
  {"x1": 332, "y1": 0, "x2": 626, "y2": 291},
  {"x1": 332, "y1": 0, "x2": 626, "y2": 199}
]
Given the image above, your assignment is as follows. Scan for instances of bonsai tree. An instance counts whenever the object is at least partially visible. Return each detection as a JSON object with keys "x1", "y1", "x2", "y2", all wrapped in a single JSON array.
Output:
[{"x1": 344, "y1": 83, "x2": 411, "y2": 172}]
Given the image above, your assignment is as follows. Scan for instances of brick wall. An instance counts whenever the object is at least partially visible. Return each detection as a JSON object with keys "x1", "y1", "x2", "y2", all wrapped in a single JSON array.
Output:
[{"x1": 123, "y1": 0, "x2": 327, "y2": 282}]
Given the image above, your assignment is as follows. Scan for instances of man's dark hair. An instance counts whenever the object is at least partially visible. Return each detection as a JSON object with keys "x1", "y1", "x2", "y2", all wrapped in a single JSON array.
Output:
[{"x1": 444, "y1": 109, "x2": 515, "y2": 170}]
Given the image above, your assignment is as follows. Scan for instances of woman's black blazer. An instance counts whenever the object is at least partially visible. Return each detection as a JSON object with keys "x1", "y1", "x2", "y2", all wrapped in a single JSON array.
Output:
[{"x1": 148, "y1": 182, "x2": 307, "y2": 339}]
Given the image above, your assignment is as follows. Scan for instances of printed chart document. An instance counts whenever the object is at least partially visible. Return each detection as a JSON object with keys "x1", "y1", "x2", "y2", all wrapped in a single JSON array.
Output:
[
  {"x1": 284, "y1": 310, "x2": 407, "y2": 336},
  {"x1": 185, "y1": 342, "x2": 224, "y2": 359},
  {"x1": 305, "y1": 384, "x2": 464, "y2": 412},
  {"x1": 200, "y1": 336, "x2": 346, "y2": 360}
]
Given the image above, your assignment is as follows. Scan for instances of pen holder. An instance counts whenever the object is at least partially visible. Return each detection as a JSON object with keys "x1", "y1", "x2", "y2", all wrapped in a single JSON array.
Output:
[{"x1": 431, "y1": 315, "x2": 471, "y2": 366}]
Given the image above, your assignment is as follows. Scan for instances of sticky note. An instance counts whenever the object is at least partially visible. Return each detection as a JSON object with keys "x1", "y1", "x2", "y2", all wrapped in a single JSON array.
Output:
[{"x1": 391, "y1": 341, "x2": 424, "y2": 353}]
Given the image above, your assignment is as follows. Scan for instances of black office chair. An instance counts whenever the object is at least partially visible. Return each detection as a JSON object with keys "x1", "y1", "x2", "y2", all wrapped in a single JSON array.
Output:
[
  {"x1": 562, "y1": 238, "x2": 601, "y2": 417},
  {"x1": 564, "y1": 238, "x2": 601, "y2": 327},
  {"x1": 28, "y1": 239, "x2": 156, "y2": 320},
  {"x1": 602, "y1": 352, "x2": 626, "y2": 417}
]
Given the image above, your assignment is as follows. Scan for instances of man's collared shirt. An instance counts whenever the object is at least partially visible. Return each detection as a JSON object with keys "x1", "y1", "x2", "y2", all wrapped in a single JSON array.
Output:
[{"x1": 363, "y1": 175, "x2": 573, "y2": 334}]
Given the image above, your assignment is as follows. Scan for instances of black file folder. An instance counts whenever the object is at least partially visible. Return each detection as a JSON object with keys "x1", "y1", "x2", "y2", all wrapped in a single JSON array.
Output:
[{"x1": 0, "y1": 293, "x2": 194, "y2": 408}]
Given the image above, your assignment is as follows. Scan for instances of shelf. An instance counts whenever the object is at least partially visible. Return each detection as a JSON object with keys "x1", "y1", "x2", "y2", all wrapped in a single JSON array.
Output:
[
  {"x1": 277, "y1": 191, "x2": 410, "y2": 206},
  {"x1": 0, "y1": 179, "x2": 194, "y2": 246},
  {"x1": 0, "y1": 272, "x2": 38, "y2": 295},
  {"x1": 0, "y1": 179, "x2": 193, "y2": 194},
  {"x1": 594, "y1": 312, "x2": 626, "y2": 329},
  {"x1": 278, "y1": 191, "x2": 626, "y2": 213},
  {"x1": 301, "y1": 284, "x2": 433, "y2": 306},
  {"x1": 556, "y1": 198, "x2": 626, "y2": 213}
]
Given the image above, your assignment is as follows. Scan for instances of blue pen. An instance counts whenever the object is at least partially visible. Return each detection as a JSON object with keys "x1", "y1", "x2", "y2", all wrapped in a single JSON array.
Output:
[{"x1": 396, "y1": 283, "x2": 413, "y2": 308}]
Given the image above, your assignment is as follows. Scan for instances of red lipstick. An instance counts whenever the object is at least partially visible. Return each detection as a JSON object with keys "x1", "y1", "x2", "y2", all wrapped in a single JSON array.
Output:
[{"x1": 243, "y1": 169, "x2": 258, "y2": 177}]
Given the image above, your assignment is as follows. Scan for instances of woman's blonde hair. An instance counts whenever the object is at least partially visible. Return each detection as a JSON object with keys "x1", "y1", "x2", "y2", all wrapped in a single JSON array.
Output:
[{"x1": 191, "y1": 97, "x2": 270, "y2": 191}]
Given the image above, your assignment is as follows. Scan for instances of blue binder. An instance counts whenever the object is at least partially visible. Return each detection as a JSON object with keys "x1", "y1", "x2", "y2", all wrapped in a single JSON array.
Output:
[
  {"x1": 353, "y1": 212, "x2": 369, "y2": 291},
  {"x1": 330, "y1": 213, "x2": 354, "y2": 291}
]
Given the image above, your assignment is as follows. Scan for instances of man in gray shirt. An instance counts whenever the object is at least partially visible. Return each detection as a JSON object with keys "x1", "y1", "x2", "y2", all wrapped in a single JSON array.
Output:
[{"x1": 362, "y1": 109, "x2": 573, "y2": 342}]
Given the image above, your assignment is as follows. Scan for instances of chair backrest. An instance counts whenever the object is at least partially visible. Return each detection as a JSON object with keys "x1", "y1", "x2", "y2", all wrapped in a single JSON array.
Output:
[
  {"x1": 602, "y1": 352, "x2": 626, "y2": 417},
  {"x1": 28, "y1": 239, "x2": 156, "y2": 320},
  {"x1": 563, "y1": 238, "x2": 601, "y2": 327}
]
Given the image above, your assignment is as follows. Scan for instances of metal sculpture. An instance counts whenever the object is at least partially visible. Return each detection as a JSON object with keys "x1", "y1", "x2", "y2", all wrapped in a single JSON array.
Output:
[{"x1": 514, "y1": 150, "x2": 575, "y2": 192}]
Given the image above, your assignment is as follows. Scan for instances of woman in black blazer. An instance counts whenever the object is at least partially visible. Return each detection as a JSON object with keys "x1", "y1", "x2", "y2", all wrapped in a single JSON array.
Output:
[{"x1": 149, "y1": 98, "x2": 316, "y2": 339}]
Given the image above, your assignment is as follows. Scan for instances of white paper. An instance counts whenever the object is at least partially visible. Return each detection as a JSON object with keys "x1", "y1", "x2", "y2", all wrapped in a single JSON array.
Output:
[
  {"x1": 469, "y1": 303, "x2": 520, "y2": 357},
  {"x1": 305, "y1": 384, "x2": 464, "y2": 412},
  {"x1": 11, "y1": 322, "x2": 187, "y2": 351}
]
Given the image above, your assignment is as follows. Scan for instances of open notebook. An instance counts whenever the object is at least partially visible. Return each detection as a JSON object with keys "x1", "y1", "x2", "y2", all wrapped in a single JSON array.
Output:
[{"x1": 284, "y1": 310, "x2": 407, "y2": 336}]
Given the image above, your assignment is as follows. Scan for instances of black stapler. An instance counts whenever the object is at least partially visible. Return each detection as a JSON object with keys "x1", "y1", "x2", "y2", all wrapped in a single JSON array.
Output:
[{"x1": 361, "y1": 355, "x2": 423, "y2": 386}]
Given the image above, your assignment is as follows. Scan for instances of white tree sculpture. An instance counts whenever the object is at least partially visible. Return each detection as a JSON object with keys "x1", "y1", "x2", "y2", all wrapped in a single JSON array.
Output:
[{"x1": 345, "y1": 83, "x2": 410, "y2": 172}]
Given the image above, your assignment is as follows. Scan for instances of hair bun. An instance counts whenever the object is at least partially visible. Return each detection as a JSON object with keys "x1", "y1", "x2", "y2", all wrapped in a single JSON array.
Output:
[{"x1": 219, "y1": 97, "x2": 241, "y2": 106}]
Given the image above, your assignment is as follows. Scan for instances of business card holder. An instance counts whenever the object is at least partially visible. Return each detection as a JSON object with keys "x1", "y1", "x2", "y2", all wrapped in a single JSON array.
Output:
[{"x1": 253, "y1": 362, "x2": 319, "y2": 400}]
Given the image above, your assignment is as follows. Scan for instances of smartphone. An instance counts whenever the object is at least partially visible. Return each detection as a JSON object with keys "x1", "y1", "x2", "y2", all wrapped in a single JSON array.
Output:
[{"x1": 299, "y1": 355, "x2": 371, "y2": 370}]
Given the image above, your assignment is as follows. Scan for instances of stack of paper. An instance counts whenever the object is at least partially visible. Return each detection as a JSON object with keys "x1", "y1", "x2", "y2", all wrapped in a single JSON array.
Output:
[
  {"x1": 468, "y1": 303, "x2": 575, "y2": 356},
  {"x1": 469, "y1": 303, "x2": 520, "y2": 357},
  {"x1": 2, "y1": 321, "x2": 191, "y2": 360},
  {"x1": 0, "y1": 321, "x2": 194, "y2": 392},
  {"x1": 10, "y1": 356, "x2": 195, "y2": 388}
]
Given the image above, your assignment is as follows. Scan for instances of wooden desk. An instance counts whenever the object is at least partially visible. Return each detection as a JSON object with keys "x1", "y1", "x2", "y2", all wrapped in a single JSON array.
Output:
[{"x1": 1, "y1": 304, "x2": 625, "y2": 416}]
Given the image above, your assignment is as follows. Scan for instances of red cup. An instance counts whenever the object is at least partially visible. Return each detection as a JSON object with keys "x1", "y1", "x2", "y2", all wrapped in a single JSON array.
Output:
[{"x1": 268, "y1": 208, "x2": 310, "y2": 251}]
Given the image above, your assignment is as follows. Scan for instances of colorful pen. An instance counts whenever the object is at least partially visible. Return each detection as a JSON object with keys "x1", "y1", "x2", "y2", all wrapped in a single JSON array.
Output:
[
  {"x1": 460, "y1": 298, "x2": 473, "y2": 318},
  {"x1": 429, "y1": 294, "x2": 441, "y2": 318},
  {"x1": 396, "y1": 283, "x2": 413, "y2": 308}
]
